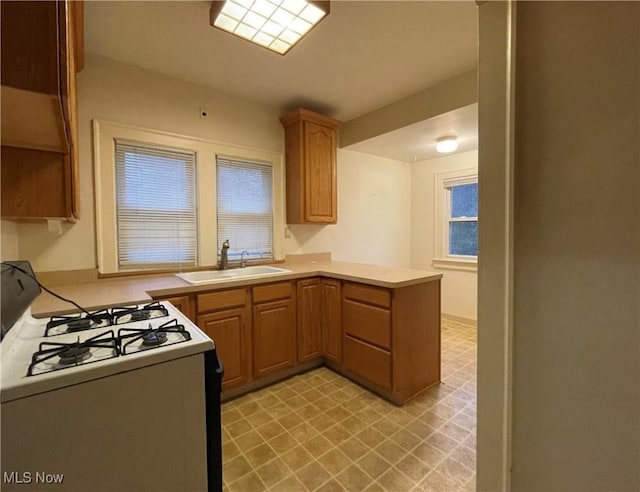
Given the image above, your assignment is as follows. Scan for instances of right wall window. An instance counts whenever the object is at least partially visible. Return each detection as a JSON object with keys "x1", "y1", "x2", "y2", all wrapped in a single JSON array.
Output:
[
  {"x1": 446, "y1": 179, "x2": 478, "y2": 257},
  {"x1": 432, "y1": 169, "x2": 478, "y2": 271}
]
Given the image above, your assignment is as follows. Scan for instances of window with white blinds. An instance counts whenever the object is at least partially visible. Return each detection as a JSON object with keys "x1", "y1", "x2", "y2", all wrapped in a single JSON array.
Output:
[
  {"x1": 216, "y1": 156, "x2": 273, "y2": 261},
  {"x1": 115, "y1": 141, "x2": 197, "y2": 269}
]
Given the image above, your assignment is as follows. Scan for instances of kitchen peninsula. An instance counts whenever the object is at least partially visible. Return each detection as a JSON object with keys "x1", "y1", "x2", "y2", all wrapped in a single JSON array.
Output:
[{"x1": 32, "y1": 258, "x2": 442, "y2": 405}]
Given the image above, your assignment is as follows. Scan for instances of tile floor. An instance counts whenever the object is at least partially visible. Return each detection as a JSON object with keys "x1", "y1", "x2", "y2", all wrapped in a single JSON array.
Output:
[{"x1": 221, "y1": 319, "x2": 477, "y2": 491}]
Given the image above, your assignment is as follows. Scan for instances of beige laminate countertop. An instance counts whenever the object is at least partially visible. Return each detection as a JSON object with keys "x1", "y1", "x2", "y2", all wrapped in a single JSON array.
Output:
[{"x1": 31, "y1": 261, "x2": 442, "y2": 317}]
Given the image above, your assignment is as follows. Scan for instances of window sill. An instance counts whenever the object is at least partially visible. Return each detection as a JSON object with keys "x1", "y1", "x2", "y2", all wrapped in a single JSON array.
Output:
[{"x1": 432, "y1": 257, "x2": 477, "y2": 272}]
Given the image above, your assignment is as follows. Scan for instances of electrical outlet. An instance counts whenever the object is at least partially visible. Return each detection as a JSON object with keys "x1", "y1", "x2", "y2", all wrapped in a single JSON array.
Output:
[{"x1": 199, "y1": 106, "x2": 208, "y2": 119}]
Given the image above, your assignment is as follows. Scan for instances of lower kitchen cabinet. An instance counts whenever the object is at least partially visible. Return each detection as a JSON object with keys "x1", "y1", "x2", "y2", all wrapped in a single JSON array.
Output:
[
  {"x1": 197, "y1": 307, "x2": 251, "y2": 391},
  {"x1": 321, "y1": 278, "x2": 342, "y2": 363},
  {"x1": 297, "y1": 278, "x2": 322, "y2": 362},
  {"x1": 253, "y1": 298, "x2": 296, "y2": 378},
  {"x1": 155, "y1": 295, "x2": 194, "y2": 321}
]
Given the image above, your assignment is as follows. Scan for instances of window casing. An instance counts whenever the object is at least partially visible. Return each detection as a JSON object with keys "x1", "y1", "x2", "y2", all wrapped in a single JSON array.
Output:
[
  {"x1": 433, "y1": 169, "x2": 478, "y2": 271},
  {"x1": 445, "y1": 178, "x2": 478, "y2": 258},
  {"x1": 94, "y1": 120, "x2": 284, "y2": 274}
]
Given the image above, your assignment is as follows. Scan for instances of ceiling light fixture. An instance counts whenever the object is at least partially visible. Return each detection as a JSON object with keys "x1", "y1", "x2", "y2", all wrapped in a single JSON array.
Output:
[
  {"x1": 436, "y1": 136, "x2": 458, "y2": 153},
  {"x1": 210, "y1": 0, "x2": 330, "y2": 55}
]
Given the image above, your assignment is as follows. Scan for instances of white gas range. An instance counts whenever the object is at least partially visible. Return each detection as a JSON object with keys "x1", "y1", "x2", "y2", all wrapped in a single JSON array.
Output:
[{"x1": 0, "y1": 262, "x2": 223, "y2": 492}]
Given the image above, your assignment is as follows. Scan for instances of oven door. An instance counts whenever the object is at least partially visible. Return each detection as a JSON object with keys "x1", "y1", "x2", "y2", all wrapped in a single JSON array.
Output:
[{"x1": 204, "y1": 349, "x2": 224, "y2": 492}]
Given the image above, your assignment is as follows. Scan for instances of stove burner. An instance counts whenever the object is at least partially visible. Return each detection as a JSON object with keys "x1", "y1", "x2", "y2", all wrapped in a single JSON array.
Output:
[
  {"x1": 28, "y1": 330, "x2": 119, "y2": 376},
  {"x1": 141, "y1": 330, "x2": 168, "y2": 346},
  {"x1": 67, "y1": 319, "x2": 92, "y2": 332},
  {"x1": 118, "y1": 319, "x2": 191, "y2": 355},
  {"x1": 130, "y1": 310, "x2": 151, "y2": 322},
  {"x1": 58, "y1": 345, "x2": 91, "y2": 365},
  {"x1": 45, "y1": 309, "x2": 113, "y2": 337},
  {"x1": 111, "y1": 302, "x2": 169, "y2": 325}
]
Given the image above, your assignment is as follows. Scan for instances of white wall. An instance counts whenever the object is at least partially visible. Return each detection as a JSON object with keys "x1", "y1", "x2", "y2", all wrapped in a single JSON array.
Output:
[
  {"x1": 411, "y1": 150, "x2": 478, "y2": 321},
  {"x1": 507, "y1": 3, "x2": 640, "y2": 490},
  {"x1": 1, "y1": 220, "x2": 19, "y2": 260},
  {"x1": 285, "y1": 149, "x2": 412, "y2": 268},
  {"x1": 14, "y1": 55, "x2": 284, "y2": 272},
  {"x1": 8, "y1": 56, "x2": 412, "y2": 272}
]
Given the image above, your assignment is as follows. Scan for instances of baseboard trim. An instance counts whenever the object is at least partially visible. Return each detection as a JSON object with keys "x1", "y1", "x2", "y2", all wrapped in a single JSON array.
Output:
[{"x1": 442, "y1": 313, "x2": 477, "y2": 327}]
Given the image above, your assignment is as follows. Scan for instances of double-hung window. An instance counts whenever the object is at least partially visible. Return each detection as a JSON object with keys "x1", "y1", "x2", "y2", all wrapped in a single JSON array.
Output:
[
  {"x1": 445, "y1": 178, "x2": 478, "y2": 257},
  {"x1": 216, "y1": 156, "x2": 273, "y2": 262},
  {"x1": 115, "y1": 141, "x2": 197, "y2": 269},
  {"x1": 433, "y1": 169, "x2": 478, "y2": 270}
]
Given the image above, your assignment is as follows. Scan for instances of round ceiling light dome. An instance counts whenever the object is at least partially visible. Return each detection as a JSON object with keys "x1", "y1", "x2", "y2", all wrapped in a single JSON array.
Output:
[{"x1": 436, "y1": 136, "x2": 458, "y2": 153}]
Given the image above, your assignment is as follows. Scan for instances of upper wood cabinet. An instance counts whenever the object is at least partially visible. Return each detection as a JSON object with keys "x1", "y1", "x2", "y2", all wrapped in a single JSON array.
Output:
[
  {"x1": 280, "y1": 108, "x2": 340, "y2": 224},
  {"x1": 1, "y1": 0, "x2": 83, "y2": 221}
]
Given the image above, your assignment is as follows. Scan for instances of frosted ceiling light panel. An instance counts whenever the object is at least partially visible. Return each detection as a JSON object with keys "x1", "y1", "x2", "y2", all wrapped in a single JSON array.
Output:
[{"x1": 210, "y1": 0, "x2": 329, "y2": 55}]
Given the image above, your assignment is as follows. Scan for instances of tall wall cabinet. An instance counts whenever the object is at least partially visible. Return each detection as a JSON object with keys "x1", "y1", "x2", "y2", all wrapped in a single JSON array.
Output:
[
  {"x1": 280, "y1": 108, "x2": 340, "y2": 224},
  {"x1": 1, "y1": 0, "x2": 83, "y2": 221}
]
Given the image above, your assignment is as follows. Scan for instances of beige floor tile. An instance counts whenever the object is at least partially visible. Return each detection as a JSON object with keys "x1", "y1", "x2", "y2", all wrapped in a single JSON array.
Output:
[
  {"x1": 338, "y1": 437, "x2": 371, "y2": 461},
  {"x1": 374, "y1": 439, "x2": 407, "y2": 465},
  {"x1": 268, "y1": 431, "x2": 299, "y2": 453},
  {"x1": 316, "y1": 447, "x2": 351, "y2": 475},
  {"x1": 341, "y1": 415, "x2": 369, "y2": 434},
  {"x1": 309, "y1": 413, "x2": 337, "y2": 432},
  {"x1": 412, "y1": 441, "x2": 447, "y2": 466},
  {"x1": 223, "y1": 455, "x2": 253, "y2": 484},
  {"x1": 248, "y1": 408, "x2": 274, "y2": 428},
  {"x1": 222, "y1": 440, "x2": 241, "y2": 461},
  {"x1": 225, "y1": 417, "x2": 253, "y2": 439},
  {"x1": 390, "y1": 429, "x2": 422, "y2": 451},
  {"x1": 377, "y1": 467, "x2": 415, "y2": 492},
  {"x1": 256, "y1": 420, "x2": 287, "y2": 441},
  {"x1": 226, "y1": 470, "x2": 265, "y2": 492},
  {"x1": 326, "y1": 405, "x2": 352, "y2": 423},
  {"x1": 222, "y1": 407, "x2": 243, "y2": 424},
  {"x1": 280, "y1": 445, "x2": 314, "y2": 472},
  {"x1": 244, "y1": 442, "x2": 277, "y2": 469},
  {"x1": 323, "y1": 423, "x2": 352, "y2": 446},
  {"x1": 270, "y1": 474, "x2": 305, "y2": 492},
  {"x1": 357, "y1": 451, "x2": 392, "y2": 480},
  {"x1": 237, "y1": 400, "x2": 262, "y2": 417},
  {"x1": 336, "y1": 464, "x2": 372, "y2": 491},
  {"x1": 278, "y1": 411, "x2": 304, "y2": 430},
  {"x1": 363, "y1": 482, "x2": 385, "y2": 492},
  {"x1": 234, "y1": 429, "x2": 265, "y2": 452},
  {"x1": 255, "y1": 457, "x2": 291, "y2": 489},
  {"x1": 449, "y1": 444, "x2": 476, "y2": 472},
  {"x1": 426, "y1": 431, "x2": 460, "y2": 454},
  {"x1": 356, "y1": 427, "x2": 386, "y2": 448},
  {"x1": 297, "y1": 461, "x2": 332, "y2": 491},
  {"x1": 395, "y1": 453, "x2": 432, "y2": 482},
  {"x1": 316, "y1": 479, "x2": 346, "y2": 492},
  {"x1": 371, "y1": 417, "x2": 402, "y2": 436},
  {"x1": 303, "y1": 434, "x2": 334, "y2": 458},
  {"x1": 290, "y1": 422, "x2": 319, "y2": 444}
]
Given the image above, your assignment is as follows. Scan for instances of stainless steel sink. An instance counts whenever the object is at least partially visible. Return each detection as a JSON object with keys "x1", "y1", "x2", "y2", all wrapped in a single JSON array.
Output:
[{"x1": 175, "y1": 266, "x2": 292, "y2": 285}]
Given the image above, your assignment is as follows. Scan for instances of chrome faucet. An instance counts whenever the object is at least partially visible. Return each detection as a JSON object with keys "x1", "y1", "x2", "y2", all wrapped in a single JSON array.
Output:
[
  {"x1": 219, "y1": 239, "x2": 230, "y2": 270},
  {"x1": 240, "y1": 250, "x2": 249, "y2": 268}
]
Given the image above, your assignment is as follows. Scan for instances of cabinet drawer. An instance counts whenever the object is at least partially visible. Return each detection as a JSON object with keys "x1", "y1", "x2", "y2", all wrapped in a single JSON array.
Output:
[
  {"x1": 343, "y1": 283, "x2": 391, "y2": 308},
  {"x1": 197, "y1": 288, "x2": 247, "y2": 314},
  {"x1": 252, "y1": 282, "x2": 293, "y2": 304},
  {"x1": 343, "y1": 300, "x2": 391, "y2": 350},
  {"x1": 343, "y1": 335, "x2": 391, "y2": 390}
]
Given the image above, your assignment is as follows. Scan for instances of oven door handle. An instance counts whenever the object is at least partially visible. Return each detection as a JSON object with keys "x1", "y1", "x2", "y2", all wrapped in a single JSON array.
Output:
[{"x1": 215, "y1": 355, "x2": 224, "y2": 379}]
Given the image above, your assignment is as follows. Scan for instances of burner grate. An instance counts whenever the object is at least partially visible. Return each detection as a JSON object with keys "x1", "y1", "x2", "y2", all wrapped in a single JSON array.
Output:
[
  {"x1": 118, "y1": 319, "x2": 191, "y2": 355},
  {"x1": 45, "y1": 309, "x2": 113, "y2": 337},
  {"x1": 28, "y1": 330, "x2": 119, "y2": 376},
  {"x1": 111, "y1": 301, "x2": 169, "y2": 325}
]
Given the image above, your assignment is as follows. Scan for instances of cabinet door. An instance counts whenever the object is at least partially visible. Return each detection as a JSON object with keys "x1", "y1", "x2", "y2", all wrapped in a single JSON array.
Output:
[
  {"x1": 297, "y1": 279, "x2": 322, "y2": 363},
  {"x1": 321, "y1": 279, "x2": 342, "y2": 363},
  {"x1": 304, "y1": 121, "x2": 336, "y2": 223},
  {"x1": 198, "y1": 308, "x2": 251, "y2": 391},
  {"x1": 253, "y1": 299, "x2": 296, "y2": 378},
  {"x1": 158, "y1": 295, "x2": 194, "y2": 322}
]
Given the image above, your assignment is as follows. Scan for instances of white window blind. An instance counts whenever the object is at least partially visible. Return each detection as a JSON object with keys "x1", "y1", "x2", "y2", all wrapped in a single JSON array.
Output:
[
  {"x1": 216, "y1": 156, "x2": 273, "y2": 261},
  {"x1": 115, "y1": 141, "x2": 197, "y2": 269}
]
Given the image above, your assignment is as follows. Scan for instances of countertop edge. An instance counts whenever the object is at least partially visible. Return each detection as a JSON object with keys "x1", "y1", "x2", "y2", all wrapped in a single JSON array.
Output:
[{"x1": 31, "y1": 264, "x2": 443, "y2": 318}]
